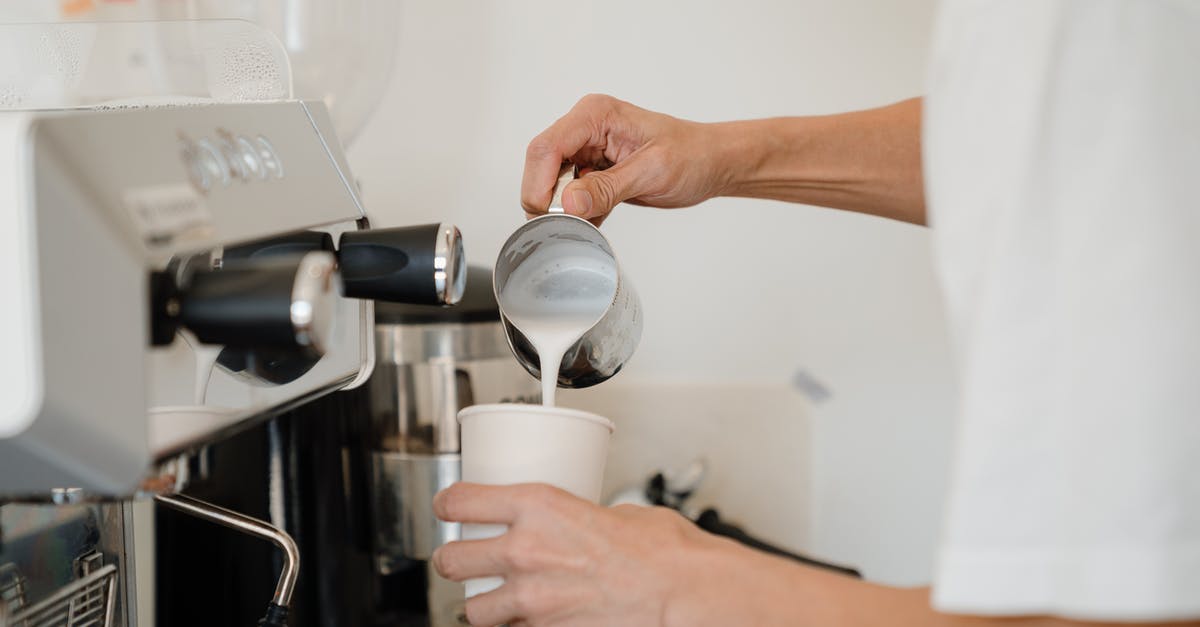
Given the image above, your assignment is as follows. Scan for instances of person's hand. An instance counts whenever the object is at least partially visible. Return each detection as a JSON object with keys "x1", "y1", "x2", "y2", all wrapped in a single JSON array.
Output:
[
  {"x1": 521, "y1": 94, "x2": 735, "y2": 225},
  {"x1": 431, "y1": 482, "x2": 829, "y2": 627}
]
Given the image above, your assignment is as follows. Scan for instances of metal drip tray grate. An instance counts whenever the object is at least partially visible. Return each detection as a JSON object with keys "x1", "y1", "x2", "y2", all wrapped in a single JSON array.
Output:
[
  {"x1": 0, "y1": 563, "x2": 27, "y2": 615},
  {"x1": 1, "y1": 565, "x2": 116, "y2": 627}
]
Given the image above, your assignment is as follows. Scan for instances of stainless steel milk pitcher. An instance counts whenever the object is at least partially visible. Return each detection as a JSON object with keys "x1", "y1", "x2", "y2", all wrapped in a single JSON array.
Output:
[{"x1": 493, "y1": 166, "x2": 642, "y2": 389}]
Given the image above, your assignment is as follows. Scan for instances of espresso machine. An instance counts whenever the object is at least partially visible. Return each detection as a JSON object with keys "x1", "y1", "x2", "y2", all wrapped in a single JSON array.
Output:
[{"x1": 0, "y1": 17, "x2": 490, "y2": 627}]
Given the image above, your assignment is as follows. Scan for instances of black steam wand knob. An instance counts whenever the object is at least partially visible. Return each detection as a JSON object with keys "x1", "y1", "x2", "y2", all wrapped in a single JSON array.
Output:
[
  {"x1": 338, "y1": 223, "x2": 465, "y2": 305},
  {"x1": 174, "y1": 251, "x2": 339, "y2": 354}
]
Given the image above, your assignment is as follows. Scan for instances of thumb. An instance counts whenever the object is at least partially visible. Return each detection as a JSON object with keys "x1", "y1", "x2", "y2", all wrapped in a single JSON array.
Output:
[{"x1": 561, "y1": 161, "x2": 643, "y2": 222}]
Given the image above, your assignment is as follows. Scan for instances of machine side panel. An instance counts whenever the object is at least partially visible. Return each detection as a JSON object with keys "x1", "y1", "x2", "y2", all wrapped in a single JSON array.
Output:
[
  {"x1": 0, "y1": 113, "x2": 44, "y2": 440},
  {"x1": 10, "y1": 129, "x2": 151, "y2": 493}
]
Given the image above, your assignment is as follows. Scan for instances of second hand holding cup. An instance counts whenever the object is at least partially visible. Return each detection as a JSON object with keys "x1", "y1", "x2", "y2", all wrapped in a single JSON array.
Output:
[{"x1": 458, "y1": 403, "x2": 615, "y2": 598}]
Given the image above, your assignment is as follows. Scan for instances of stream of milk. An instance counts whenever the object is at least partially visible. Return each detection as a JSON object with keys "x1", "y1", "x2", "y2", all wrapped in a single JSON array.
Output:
[{"x1": 498, "y1": 240, "x2": 617, "y2": 406}]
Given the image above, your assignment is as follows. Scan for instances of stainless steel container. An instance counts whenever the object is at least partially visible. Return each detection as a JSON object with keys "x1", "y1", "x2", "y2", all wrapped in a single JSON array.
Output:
[
  {"x1": 493, "y1": 213, "x2": 643, "y2": 390},
  {"x1": 370, "y1": 453, "x2": 461, "y2": 566},
  {"x1": 368, "y1": 267, "x2": 539, "y2": 570}
]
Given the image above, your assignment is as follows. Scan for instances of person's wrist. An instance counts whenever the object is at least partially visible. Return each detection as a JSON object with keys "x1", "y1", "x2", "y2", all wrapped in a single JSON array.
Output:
[
  {"x1": 650, "y1": 523, "x2": 704, "y2": 627},
  {"x1": 658, "y1": 546, "x2": 703, "y2": 627},
  {"x1": 657, "y1": 533, "x2": 743, "y2": 627},
  {"x1": 704, "y1": 119, "x2": 775, "y2": 198}
]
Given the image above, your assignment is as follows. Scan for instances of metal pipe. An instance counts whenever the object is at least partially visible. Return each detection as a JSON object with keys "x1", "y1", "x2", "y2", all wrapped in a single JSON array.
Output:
[
  {"x1": 154, "y1": 494, "x2": 300, "y2": 606},
  {"x1": 103, "y1": 571, "x2": 117, "y2": 626}
]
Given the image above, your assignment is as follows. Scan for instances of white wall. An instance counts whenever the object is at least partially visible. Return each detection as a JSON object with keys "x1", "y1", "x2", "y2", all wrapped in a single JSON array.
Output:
[{"x1": 349, "y1": 0, "x2": 955, "y2": 586}]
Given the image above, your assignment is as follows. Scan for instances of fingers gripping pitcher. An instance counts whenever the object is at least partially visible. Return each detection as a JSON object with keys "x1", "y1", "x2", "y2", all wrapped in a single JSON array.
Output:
[{"x1": 493, "y1": 165, "x2": 643, "y2": 406}]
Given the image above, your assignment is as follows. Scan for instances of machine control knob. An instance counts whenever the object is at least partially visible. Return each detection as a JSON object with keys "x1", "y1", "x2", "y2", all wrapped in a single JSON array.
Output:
[
  {"x1": 177, "y1": 251, "x2": 340, "y2": 354},
  {"x1": 338, "y1": 223, "x2": 465, "y2": 305}
]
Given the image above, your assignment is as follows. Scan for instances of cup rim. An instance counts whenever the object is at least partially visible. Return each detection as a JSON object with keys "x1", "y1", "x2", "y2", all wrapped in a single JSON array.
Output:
[{"x1": 458, "y1": 403, "x2": 615, "y2": 433}]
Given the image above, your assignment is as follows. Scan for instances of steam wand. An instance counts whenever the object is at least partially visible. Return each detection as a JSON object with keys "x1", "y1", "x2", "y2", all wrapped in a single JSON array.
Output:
[{"x1": 155, "y1": 494, "x2": 299, "y2": 626}]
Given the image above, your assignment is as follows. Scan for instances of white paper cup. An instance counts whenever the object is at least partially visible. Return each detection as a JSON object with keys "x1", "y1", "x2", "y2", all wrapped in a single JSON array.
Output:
[{"x1": 457, "y1": 403, "x2": 614, "y2": 598}]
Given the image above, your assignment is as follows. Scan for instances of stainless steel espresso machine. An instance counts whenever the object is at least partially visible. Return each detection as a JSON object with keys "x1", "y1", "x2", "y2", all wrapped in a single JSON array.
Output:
[{"x1": 0, "y1": 18, "x2": 495, "y2": 627}]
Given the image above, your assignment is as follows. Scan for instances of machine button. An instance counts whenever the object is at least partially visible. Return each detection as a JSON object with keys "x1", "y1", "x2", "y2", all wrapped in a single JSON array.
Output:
[
  {"x1": 196, "y1": 139, "x2": 230, "y2": 188},
  {"x1": 236, "y1": 135, "x2": 266, "y2": 181},
  {"x1": 255, "y1": 135, "x2": 284, "y2": 179},
  {"x1": 182, "y1": 142, "x2": 211, "y2": 193},
  {"x1": 216, "y1": 136, "x2": 247, "y2": 182}
]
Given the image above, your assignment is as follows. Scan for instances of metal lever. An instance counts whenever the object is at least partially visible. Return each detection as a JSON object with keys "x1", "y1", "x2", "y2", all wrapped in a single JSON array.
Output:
[{"x1": 154, "y1": 494, "x2": 300, "y2": 609}]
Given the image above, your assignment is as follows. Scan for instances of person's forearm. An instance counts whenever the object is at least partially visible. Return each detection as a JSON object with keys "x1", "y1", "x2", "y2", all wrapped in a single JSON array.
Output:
[
  {"x1": 667, "y1": 536, "x2": 1198, "y2": 627},
  {"x1": 784, "y1": 563, "x2": 1200, "y2": 627},
  {"x1": 713, "y1": 98, "x2": 926, "y2": 225}
]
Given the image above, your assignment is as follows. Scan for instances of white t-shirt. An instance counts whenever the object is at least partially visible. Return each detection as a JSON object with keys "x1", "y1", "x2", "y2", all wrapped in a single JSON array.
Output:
[{"x1": 924, "y1": 0, "x2": 1200, "y2": 621}]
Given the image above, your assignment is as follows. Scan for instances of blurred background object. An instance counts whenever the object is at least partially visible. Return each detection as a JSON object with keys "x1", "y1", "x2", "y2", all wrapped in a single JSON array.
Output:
[
  {"x1": 0, "y1": 0, "x2": 399, "y2": 144},
  {"x1": 0, "y1": 19, "x2": 292, "y2": 108},
  {"x1": 153, "y1": 0, "x2": 401, "y2": 145}
]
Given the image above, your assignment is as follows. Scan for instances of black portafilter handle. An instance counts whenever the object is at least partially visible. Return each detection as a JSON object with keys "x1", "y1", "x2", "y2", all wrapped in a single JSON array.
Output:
[
  {"x1": 337, "y1": 223, "x2": 466, "y2": 305},
  {"x1": 177, "y1": 251, "x2": 339, "y2": 353}
]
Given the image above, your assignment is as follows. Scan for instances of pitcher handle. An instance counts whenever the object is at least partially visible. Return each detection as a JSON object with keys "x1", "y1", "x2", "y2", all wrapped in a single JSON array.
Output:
[{"x1": 547, "y1": 162, "x2": 577, "y2": 214}]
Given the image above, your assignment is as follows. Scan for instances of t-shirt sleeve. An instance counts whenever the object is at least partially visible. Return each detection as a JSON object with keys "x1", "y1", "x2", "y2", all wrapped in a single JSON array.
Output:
[{"x1": 924, "y1": 0, "x2": 1200, "y2": 620}]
